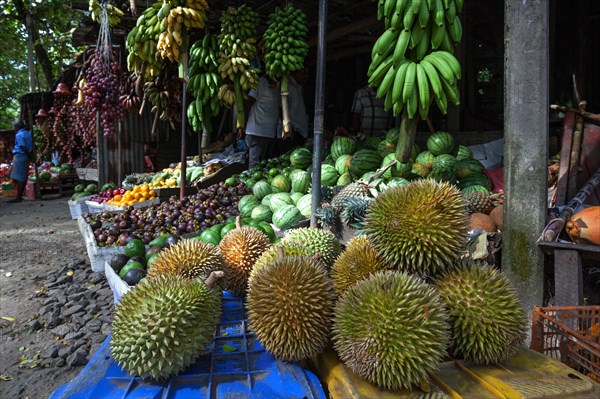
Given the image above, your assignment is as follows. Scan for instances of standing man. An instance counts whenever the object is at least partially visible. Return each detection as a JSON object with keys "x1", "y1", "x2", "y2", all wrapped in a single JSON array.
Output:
[
  {"x1": 239, "y1": 74, "x2": 281, "y2": 168},
  {"x1": 7, "y1": 120, "x2": 33, "y2": 203},
  {"x1": 351, "y1": 85, "x2": 390, "y2": 137}
]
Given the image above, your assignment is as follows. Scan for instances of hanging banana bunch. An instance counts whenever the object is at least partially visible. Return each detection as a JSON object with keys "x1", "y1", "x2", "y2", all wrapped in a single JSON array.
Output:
[
  {"x1": 187, "y1": 32, "x2": 222, "y2": 134},
  {"x1": 156, "y1": 0, "x2": 209, "y2": 63},
  {"x1": 144, "y1": 66, "x2": 184, "y2": 134},
  {"x1": 217, "y1": 5, "x2": 261, "y2": 129},
  {"x1": 126, "y1": 2, "x2": 163, "y2": 81},
  {"x1": 368, "y1": 0, "x2": 464, "y2": 162},
  {"x1": 263, "y1": 4, "x2": 309, "y2": 138},
  {"x1": 89, "y1": 0, "x2": 124, "y2": 26}
]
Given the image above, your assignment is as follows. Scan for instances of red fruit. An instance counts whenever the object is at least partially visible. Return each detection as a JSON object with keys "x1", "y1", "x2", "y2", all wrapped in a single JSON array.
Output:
[{"x1": 113, "y1": 189, "x2": 121, "y2": 196}]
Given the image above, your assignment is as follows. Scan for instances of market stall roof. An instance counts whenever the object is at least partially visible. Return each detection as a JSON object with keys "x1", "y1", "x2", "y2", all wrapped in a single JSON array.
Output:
[{"x1": 70, "y1": 0, "x2": 381, "y2": 60}]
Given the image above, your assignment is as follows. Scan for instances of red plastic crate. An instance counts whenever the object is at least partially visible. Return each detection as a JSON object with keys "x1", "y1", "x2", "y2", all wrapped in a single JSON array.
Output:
[{"x1": 531, "y1": 306, "x2": 600, "y2": 382}]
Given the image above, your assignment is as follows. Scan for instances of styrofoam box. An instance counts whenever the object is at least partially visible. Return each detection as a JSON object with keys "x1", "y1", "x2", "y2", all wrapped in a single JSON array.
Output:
[
  {"x1": 77, "y1": 217, "x2": 126, "y2": 272},
  {"x1": 67, "y1": 196, "x2": 92, "y2": 220},
  {"x1": 84, "y1": 200, "x2": 104, "y2": 214},
  {"x1": 103, "y1": 197, "x2": 160, "y2": 212},
  {"x1": 104, "y1": 261, "x2": 131, "y2": 305}
]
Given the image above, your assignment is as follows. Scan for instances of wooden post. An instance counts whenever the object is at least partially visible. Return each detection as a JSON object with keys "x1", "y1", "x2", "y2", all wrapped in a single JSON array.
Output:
[
  {"x1": 553, "y1": 249, "x2": 583, "y2": 306},
  {"x1": 503, "y1": 0, "x2": 549, "y2": 338}
]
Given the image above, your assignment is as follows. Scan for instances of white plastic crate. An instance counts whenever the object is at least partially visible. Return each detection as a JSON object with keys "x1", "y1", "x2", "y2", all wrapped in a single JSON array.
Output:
[
  {"x1": 84, "y1": 200, "x2": 104, "y2": 214},
  {"x1": 77, "y1": 217, "x2": 126, "y2": 272},
  {"x1": 103, "y1": 197, "x2": 160, "y2": 212},
  {"x1": 67, "y1": 196, "x2": 92, "y2": 220},
  {"x1": 104, "y1": 261, "x2": 131, "y2": 305}
]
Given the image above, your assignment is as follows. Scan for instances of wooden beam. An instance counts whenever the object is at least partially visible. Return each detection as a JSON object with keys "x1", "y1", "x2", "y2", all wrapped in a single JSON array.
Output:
[{"x1": 308, "y1": 16, "x2": 378, "y2": 47}]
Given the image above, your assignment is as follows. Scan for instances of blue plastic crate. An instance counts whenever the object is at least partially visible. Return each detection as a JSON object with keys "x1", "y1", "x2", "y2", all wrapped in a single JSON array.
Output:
[{"x1": 50, "y1": 292, "x2": 326, "y2": 399}]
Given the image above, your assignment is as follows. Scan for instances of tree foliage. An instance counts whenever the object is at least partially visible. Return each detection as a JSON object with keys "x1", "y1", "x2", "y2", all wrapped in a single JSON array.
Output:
[{"x1": 0, "y1": 0, "x2": 82, "y2": 129}]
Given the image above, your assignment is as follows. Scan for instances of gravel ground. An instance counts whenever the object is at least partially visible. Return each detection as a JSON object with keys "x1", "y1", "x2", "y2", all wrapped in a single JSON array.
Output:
[{"x1": 0, "y1": 197, "x2": 113, "y2": 399}]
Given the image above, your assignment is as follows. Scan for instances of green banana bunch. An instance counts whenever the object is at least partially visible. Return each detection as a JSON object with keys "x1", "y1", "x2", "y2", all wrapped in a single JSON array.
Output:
[
  {"x1": 144, "y1": 70, "x2": 183, "y2": 124},
  {"x1": 89, "y1": 0, "x2": 124, "y2": 26},
  {"x1": 368, "y1": 0, "x2": 463, "y2": 119},
  {"x1": 126, "y1": 2, "x2": 163, "y2": 80},
  {"x1": 187, "y1": 32, "x2": 222, "y2": 133},
  {"x1": 218, "y1": 5, "x2": 261, "y2": 128},
  {"x1": 263, "y1": 4, "x2": 309, "y2": 78}
]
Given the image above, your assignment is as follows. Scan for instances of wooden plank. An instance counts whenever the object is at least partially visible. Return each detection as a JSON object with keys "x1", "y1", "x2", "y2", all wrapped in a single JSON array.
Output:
[
  {"x1": 555, "y1": 111, "x2": 576, "y2": 205},
  {"x1": 554, "y1": 249, "x2": 583, "y2": 306},
  {"x1": 537, "y1": 239, "x2": 600, "y2": 261}
]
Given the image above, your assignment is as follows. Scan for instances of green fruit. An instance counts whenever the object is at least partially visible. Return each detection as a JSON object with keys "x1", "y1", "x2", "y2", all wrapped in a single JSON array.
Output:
[
  {"x1": 282, "y1": 227, "x2": 341, "y2": 269},
  {"x1": 111, "y1": 275, "x2": 222, "y2": 380},
  {"x1": 272, "y1": 205, "x2": 303, "y2": 230},
  {"x1": 247, "y1": 255, "x2": 335, "y2": 361},
  {"x1": 271, "y1": 174, "x2": 291, "y2": 193},
  {"x1": 349, "y1": 149, "x2": 382, "y2": 177},
  {"x1": 289, "y1": 147, "x2": 312, "y2": 169},
  {"x1": 220, "y1": 223, "x2": 236, "y2": 238},
  {"x1": 330, "y1": 136, "x2": 356, "y2": 160},
  {"x1": 268, "y1": 192, "x2": 295, "y2": 212},
  {"x1": 199, "y1": 229, "x2": 221, "y2": 245},
  {"x1": 364, "y1": 179, "x2": 469, "y2": 277},
  {"x1": 336, "y1": 173, "x2": 352, "y2": 186},
  {"x1": 426, "y1": 131, "x2": 455, "y2": 155},
  {"x1": 289, "y1": 169, "x2": 311, "y2": 194},
  {"x1": 333, "y1": 271, "x2": 448, "y2": 390},
  {"x1": 149, "y1": 234, "x2": 169, "y2": 249},
  {"x1": 321, "y1": 164, "x2": 339, "y2": 186},
  {"x1": 124, "y1": 239, "x2": 146, "y2": 258},
  {"x1": 210, "y1": 224, "x2": 225, "y2": 235},
  {"x1": 110, "y1": 253, "x2": 130, "y2": 273},
  {"x1": 146, "y1": 253, "x2": 159, "y2": 270},
  {"x1": 251, "y1": 204, "x2": 273, "y2": 223},
  {"x1": 225, "y1": 177, "x2": 237, "y2": 186},
  {"x1": 334, "y1": 154, "x2": 353, "y2": 175},
  {"x1": 85, "y1": 183, "x2": 98, "y2": 194},
  {"x1": 119, "y1": 261, "x2": 144, "y2": 279},
  {"x1": 252, "y1": 180, "x2": 273, "y2": 200},
  {"x1": 74, "y1": 184, "x2": 85, "y2": 193},
  {"x1": 146, "y1": 239, "x2": 228, "y2": 290},
  {"x1": 434, "y1": 259, "x2": 527, "y2": 364},
  {"x1": 331, "y1": 236, "x2": 390, "y2": 295},
  {"x1": 219, "y1": 226, "x2": 271, "y2": 297}
]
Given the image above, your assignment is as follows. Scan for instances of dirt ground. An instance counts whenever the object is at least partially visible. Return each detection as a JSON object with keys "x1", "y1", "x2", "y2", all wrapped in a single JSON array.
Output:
[{"x1": 0, "y1": 197, "x2": 110, "y2": 399}]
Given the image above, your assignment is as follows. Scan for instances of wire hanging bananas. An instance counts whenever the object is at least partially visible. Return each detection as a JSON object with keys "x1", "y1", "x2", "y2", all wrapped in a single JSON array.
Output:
[
  {"x1": 187, "y1": 32, "x2": 222, "y2": 133},
  {"x1": 369, "y1": 0, "x2": 463, "y2": 119},
  {"x1": 263, "y1": 4, "x2": 309, "y2": 78},
  {"x1": 89, "y1": 0, "x2": 124, "y2": 26}
]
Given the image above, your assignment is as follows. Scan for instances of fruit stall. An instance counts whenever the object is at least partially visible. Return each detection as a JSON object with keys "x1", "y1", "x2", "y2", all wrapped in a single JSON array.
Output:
[{"x1": 7, "y1": 0, "x2": 594, "y2": 398}]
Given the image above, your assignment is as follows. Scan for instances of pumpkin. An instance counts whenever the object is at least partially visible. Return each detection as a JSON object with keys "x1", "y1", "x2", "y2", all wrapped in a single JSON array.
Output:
[{"x1": 565, "y1": 206, "x2": 600, "y2": 245}]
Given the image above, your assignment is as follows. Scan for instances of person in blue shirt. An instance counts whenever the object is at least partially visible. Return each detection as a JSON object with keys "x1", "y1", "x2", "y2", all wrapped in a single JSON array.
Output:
[{"x1": 7, "y1": 120, "x2": 33, "y2": 203}]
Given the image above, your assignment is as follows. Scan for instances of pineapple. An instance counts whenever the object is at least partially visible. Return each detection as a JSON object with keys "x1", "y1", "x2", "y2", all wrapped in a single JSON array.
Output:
[{"x1": 463, "y1": 192, "x2": 494, "y2": 215}]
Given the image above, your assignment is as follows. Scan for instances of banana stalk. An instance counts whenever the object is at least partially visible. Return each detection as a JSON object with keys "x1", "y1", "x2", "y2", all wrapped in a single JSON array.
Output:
[
  {"x1": 395, "y1": 111, "x2": 419, "y2": 163},
  {"x1": 233, "y1": 75, "x2": 245, "y2": 128},
  {"x1": 280, "y1": 74, "x2": 292, "y2": 139}
]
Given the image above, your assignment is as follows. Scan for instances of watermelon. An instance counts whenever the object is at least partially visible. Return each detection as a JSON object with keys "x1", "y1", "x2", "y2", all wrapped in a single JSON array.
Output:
[
  {"x1": 239, "y1": 200, "x2": 259, "y2": 217},
  {"x1": 296, "y1": 194, "x2": 313, "y2": 218},
  {"x1": 455, "y1": 158, "x2": 485, "y2": 179},
  {"x1": 323, "y1": 154, "x2": 335, "y2": 166},
  {"x1": 238, "y1": 194, "x2": 259, "y2": 211},
  {"x1": 289, "y1": 147, "x2": 312, "y2": 169},
  {"x1": 414, "y1": 151, "x2": 436, "y2": 169},
  {"x1": 349, "y1": 149, "x2": 382, "y2": 177},
  {"x1": 337, "y1": 173, "x2": 352, "y2": 186},
  {"x1": 461, "y1": 185, "x2": 490, "y2": 195},
  {"x1": 289, "y1": 169, "x2": 311, "y2": 194},
  {"x1": 271, "y1": 175, "x2": 291, "y2": 193},
  {"x1": 269, "y1": 192, "x2": 295, "y2": 212},
  {"x1": 258, "y1": 221, "x2": 276, "y2": 242},
  {"x1": 428, "y1": 167, "x2": 456, "y2": 183},
  {"x1": 261, "y1": 193, "x2": 274, "y2": 207},
  {"x1": 272, "y1": 205, "x2": 303, "y2": 230},
  {"x1": 458, "y1": 173, "x2": 493, "y2": 191},
  {"x1": 411, "y1": 163, "x2": 430, "y2": 178},
  {"x1": 220, "y1": 223, "x2": 236, "y2": 238},
  {"x1": 251, "y1": 204, "x2": 273, "y2": 223},
  {"x1": 427, "y1": 131, "x2": 455, "y2": 155},
  {"x1": 252, "y1": 180, "x2": 272, "y2": 200},
  {"x1": 381, "y1": 153, "x2": 412, "y2": 179},
  {"x1": 377, "y1": 139, "x2": 396, "y2": 155},
  {"x1": 432, "y1": 154, "x2": 457, "y2": 172},
  {"x1": 330, "y1": 136, "x2": 356, "y2": 160},
  {"x1": 245, "y1": 178, "x2": 257, "y2": 189},
  {"x1": 362, "y1": 136, "x2": 381, "y2": 150},
  {"x1": 387, "y1": 177, "x2": 410, "y2": 187},
  {"x1": 335, "y1": 154, "x2": 353, "y2": 175},
  {"x1": 385, "y1": 127, "x2": 400, "y2": 143},
  {"x1": 409, "y1": 144, "x2": 421, "y2": 162},
  {"x1": 321, "y1": 164, "x2": 339, "y2": 186},
  {"x1": 290, "y1": 192, "x2": 304, "y2": 204},
  {"x1": 453, "y1": 145, "x2": 473, "y2": 160}
]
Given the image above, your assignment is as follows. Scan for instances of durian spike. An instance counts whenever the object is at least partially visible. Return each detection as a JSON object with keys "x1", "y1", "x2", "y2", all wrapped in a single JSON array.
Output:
[{"x1": 235, "y1": 215, "x2": 242, "y2": 229}]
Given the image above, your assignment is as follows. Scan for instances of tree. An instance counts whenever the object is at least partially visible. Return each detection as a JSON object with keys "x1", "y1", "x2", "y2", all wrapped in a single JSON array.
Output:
[{"x1": 0, "y1": 0, "x2": 82, "y2": 129}]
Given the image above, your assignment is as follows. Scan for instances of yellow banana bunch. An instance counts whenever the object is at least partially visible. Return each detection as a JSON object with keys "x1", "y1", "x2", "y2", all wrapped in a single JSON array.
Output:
[
  {"x1": 368, "y1": 0, "x2": 463, "y2": 119},
  {"x1": 89, "y1": 0, "x2": 124, "y2": 26}
]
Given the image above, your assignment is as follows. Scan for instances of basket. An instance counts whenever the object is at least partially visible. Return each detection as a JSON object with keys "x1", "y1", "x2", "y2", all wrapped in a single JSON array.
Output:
[{"x1": 531, "y1": 306, "x2": 600, "y2": 382}]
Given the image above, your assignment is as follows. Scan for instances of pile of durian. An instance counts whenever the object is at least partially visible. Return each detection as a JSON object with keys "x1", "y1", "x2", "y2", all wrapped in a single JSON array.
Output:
[{"x1": 110, "y1": 179, "x2": 526, "y2": 391}]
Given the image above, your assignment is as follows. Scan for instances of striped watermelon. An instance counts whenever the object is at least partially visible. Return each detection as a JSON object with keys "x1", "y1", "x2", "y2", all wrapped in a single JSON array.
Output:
[
  {"x1": 330, "y1": 136, "x2": 356, "y2": 160},
  {"x1": 239, "y1": 200, "x2": 259, "y2": 217},
  {"x1": 296, "y1": 194, "x2": 313, "y2": 218},
  {"x1": 432, "y1": 154, "x2": 457, "y2": 172},
  {"x1": 323, "y1": 154, "x2": 335, "y2": 166},
  {"x1": 337, "y1": 173, "x2": 352, "y2": 186},
  {"x1": 455, "y1": 158, "x2": 485, "y2": 179},
  {"x1": 252, "y1": 180, "x2": 272, "y2": 200},
  {"x1": 415, "y1": 151, "x2": 436, "y2": 169},
  {"x1": 272, "y1": 205, "x2": 303, "y2": 230},
  {"x1": 428, "y1": 167, "x2": 456, "y2": 183},
  {"x1": 289, "y1": 169, "x2": 311, "y2": 194},
  {"x1": 251, "y1": 205, "x2": 273, "y2": 223},
  {"x1": 427, "y1": 131, "x2": 455, "y2": 155},
  {"x1": 385, "y1": 127, "x2": 400, "y2": 142},
  {"x1": 290, "y1": 192, "x2": 304, "y2": 204},
  {"x1": 271, "y1": 175, "x2": 291, "y2": 193},
  {"x1": 361, "y1": 136, "x2": 381, "y2": 150},
  {"x1": 377, "y1": 139, "x2": 396, "y2": 155},
  {"x1": 349, "y1": 149, "x2": 382, "y2": 177},
  {"x1": 453, "y1": 145, "x2": 473, "y2": 160},
  {"x1": 289, "y1": 147, "x2": 312, "y2": 169},
  {"x1": 411, "y1": 163, "x2": 430, "y2": 178},
  {"x1": 238, "y1": 194, "x2": 259, "y2": 211},
  {"x1": 458, "y1": 173, "x2": 492, "y2": 191},
  {"x1": 335, "y1": 154, "x2": 353, "y2": 175},
  {"x1": 381, "y1": 153, "x2": 412, "y2": 179},
  {"x1": 409, "y1": 143, "x2": 421, "y2": 162},
  {"x1": 461, "y1": 185, "x2": 490, "y2": 195},
  {"x1": 321, "y1": 164, "x2": 339, "y2": 186},
  {"x1": 269, "y1": 192, "x2": 295, "y2": 212},
  {"x1": 261, "y1": 193, "x2": 274, "y2": 208}
]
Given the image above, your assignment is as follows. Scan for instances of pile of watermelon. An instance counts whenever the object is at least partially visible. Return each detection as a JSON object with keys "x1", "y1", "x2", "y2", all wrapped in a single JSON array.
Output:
[{"x1": 231, "y1": 130, "x2": 491, "y2": 230}]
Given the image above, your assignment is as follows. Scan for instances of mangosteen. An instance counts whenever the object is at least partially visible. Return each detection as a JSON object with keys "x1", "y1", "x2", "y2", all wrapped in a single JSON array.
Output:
[
  {"x1": 98, "y1": 233, "x2": 107, "y2": 242},
  {"x1": 128, "y1": 256, "x2": 147, "y2": 267},
  {"x1": 118, "y1": 220, "x2": 129, "y2": 229},
  {"x1": 165, "y1": 235, "x2": 179, "y2": 248},
  {"x1": 123, "y1": 268, "x2": 146, "y2": 286},
  {"x1": 118, "y1": 233, "x2": 130, "y2": 246},
  {"x1": 110, "y1": 254, "x2": 130, "y2": 273},
  {"x1": 146, "y1": 246, "x2": 162, "y2": 258},
  {"x1": 91, "y1": 220, "x2": 102, "y2": 230}
]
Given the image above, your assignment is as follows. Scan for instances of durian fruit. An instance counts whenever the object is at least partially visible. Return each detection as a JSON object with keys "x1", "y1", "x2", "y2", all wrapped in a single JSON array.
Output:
[
  {"x1": 364, "y1": 178, "x2": 469, "y2": 277},
  {"x1": 247, "y1": 254, "x2": 335, "y2": 361},
  {"x1": 111, "y1": 274, "x2": 222, "y2": 380},
  {"x1": 282, "y1": 227, "x2": 341, "y2": 269},
  {"x1": 315, "y1": 204, "x2": 339, "y2": 230},
  {"x1": 146, "y1": 239, "x2": 228, "y2": 290},
  {"x1": 248, "y1": 241, "x2": 319, "y2": 286},
  {"x1": 331, "y1": 236, "x2": 390, "y2": 295},
  {"x1": 333, "y1": 270, "x2": 448, "y2": 390},
  {"x1": 219, "y1": 224, "x2": 271, "y2": 297},
  {"x1": 463, "y1": 192, "x2": 494, "y2": 214},
  {"x1": 340, "y1": 196, "x2": 373, "y2": 232},
  {"x1": 434, "y1": 259, "x2": 527, "y2": 364},
  {"x1": 330, "y1": 181, "x2": 370, "y2": 212}
]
